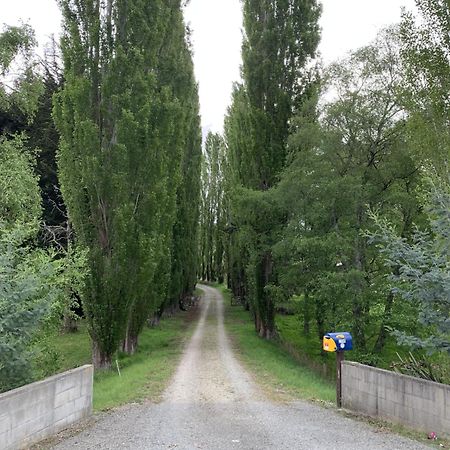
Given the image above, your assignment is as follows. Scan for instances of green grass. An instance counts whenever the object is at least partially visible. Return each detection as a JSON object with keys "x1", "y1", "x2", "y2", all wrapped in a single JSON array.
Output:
[
  {"x1": 218, "y1": 285, "x2": 335, "y2": 404},
  {"x1": 52, "y1": 311, "x2": 196, "y2": 412},
  {"x1": 276, "y1": 314, "x2": 450, "y2": 385},
  {"x1": 276, "y1": 315, "x2": 336, "y2": 379},
  {"x1": 53, "y1": 322, "x2": 92, "y2": 371}
]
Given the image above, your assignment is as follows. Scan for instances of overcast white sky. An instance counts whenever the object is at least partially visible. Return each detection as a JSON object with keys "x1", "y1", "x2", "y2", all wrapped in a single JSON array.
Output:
[{"x1": 2, "y1": 0, "x2": 416, "y2": 133}]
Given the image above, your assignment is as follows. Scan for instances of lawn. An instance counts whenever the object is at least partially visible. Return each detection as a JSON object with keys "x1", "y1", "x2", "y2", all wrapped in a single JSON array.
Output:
[
  {"x1": 51, "y1": 309, "x2": 196, "y2": 411},
  {"x1": 218, "y1": 285, "x2": 335, "y2": 404}
]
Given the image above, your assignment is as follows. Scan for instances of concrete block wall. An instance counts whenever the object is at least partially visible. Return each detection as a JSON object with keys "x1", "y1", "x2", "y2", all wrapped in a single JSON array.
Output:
[
  {"x1": 342, "y1": 361, "x2": 450, "y2": 437},
  {"x1": 0, "y1": 365, "x2": 93, "y2": 450}
]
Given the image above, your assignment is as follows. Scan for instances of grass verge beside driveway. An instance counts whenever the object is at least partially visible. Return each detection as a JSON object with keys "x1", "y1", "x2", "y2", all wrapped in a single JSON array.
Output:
[
  {"x1": 218, "y1": 285, "x2": 446, "y2": 448},
  {"x1": 52, "y1": 307, "x2": 197, "y2": 412},
  {"x1": 217, "y1": 284, "x2": 335, "y2": 404}
]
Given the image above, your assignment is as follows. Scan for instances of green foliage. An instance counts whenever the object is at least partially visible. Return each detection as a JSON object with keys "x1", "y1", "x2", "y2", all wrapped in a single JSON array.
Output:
[
  {"x1": 400, "y1": 0, "x2": 450, "y2": 174},
  {"x1": 225, "y1": 0, "x2": 322, "y2": 338},
  {"x1": 0, "y1": 234, "x2": 59, "y2": 392},
  {"x1": 56, "y1": 0, "x2": 201, "y2": 365},
  {"x1": 369, "y1": 182, "x2": 450, "y2": 354},
  {"x1": 273, "y1": 29, "x2": 423, "y2": 352},
  {"x1": 166, "y1": 14, "x2": 202, "y2": 312},
  {"x1": 0, "y1": 136, "x2": 41, "y2": 230},
  {"x1": 0, "y1": 24, "x2": 43, "y2": 120},
  {"x1": 0, "y1": 25, "x2": 89, "y2": 391},
  {"x1": 391, "y1": 352, "x2": 447, "y2": 384},
  {"x1": 0, "y1": 24, "x2": 35, "y2": 73},
  {"x1": 200, "y1": 132, "x2": 227, "y2": 283},
  {"x1": 0, "y1": 134, "x2": 61, "y2": 392}
]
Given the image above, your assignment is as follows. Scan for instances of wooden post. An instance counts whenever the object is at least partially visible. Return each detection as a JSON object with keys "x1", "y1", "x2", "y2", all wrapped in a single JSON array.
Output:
[{"x1": 336, "y1": 351, "x2": 344, "y2": 408}]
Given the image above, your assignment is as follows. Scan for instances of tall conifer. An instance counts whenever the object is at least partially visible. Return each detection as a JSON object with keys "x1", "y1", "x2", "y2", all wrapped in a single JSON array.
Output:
[
  {"x1": 226, "y1": 0, "x2": 321, "y2": 337},
  {"x1": 55, "y1": 0, "x2": 200, "y2": 366}
]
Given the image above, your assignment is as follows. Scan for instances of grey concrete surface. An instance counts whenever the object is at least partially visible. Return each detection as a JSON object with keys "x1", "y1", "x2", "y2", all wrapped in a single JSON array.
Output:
[
  {"x1": 51, "y1": 286, "x2": 429, "y2": 450},
  {"x1": 342, "y1": 360, "x2": 450, "y2": 438},
  {"x1": 0, "y1": 365, "x2": 93, "y2": 450}
]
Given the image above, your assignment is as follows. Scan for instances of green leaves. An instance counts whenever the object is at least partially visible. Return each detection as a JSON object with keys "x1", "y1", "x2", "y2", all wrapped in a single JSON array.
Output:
[
  {"x1": 400, "y1": 0, "x2": 450, "y2": 175},
  {"x1": 0, "y1": 135, "x2": 41, "y2": 232},
  {"x1": 0, "y1": 24, "x2": 36, "y2": 75},
  {"x1": 369, "y1": 182, "x2": 450, "y2": 354},
  {"x1": 0, "y1": 135, "x2": 71, "y2": 392},
  {"x1": 56, "y1": 0, "x2": 202, "y2": 364},
  {"x1": 225, "y1": 0, "x2": 322, "y2": 338},
  {"x1": 0, "y1": 24, "x2": 43, "y2": 121}
]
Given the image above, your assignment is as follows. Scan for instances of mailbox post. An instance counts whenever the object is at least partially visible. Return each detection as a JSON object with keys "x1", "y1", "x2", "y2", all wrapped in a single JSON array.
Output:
[
  {"x1": 336, "y1": 351, "x2": 344, "y2": 408},
  {"x1": 323, "y1": 332, "x2": 353, "y2": 408}
]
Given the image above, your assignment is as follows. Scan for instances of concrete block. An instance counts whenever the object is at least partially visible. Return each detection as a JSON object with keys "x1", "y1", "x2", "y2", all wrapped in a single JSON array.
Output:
[
  {"x1": 53, "y1": 400, "x2": 77, "y2": 423},
  {"x1": 385, "y1": 386, "x2": 404, "y2": 405},
  {"x1": 403, "y1": 378, "x2": 413, "y2": 395},
  {"x1": 377, "y1": 397, "x2": 395, "y2": 419},
  {"x1": 55, "y1": 378, "x2": 77, "y2": 396},
  {"x1": 54, "y1": 386, "x2": 81, "y2": 408},
  {"x1": 0, "y1": 429, "x2": 13, "y2": 450},
  {"x1": 74, "y1": 396, "x2": 91, "y2": 415},
  {"x1": 0, "y1": 365, "x2": 93, "y2": 449},
  {"x1": 0, "y1": 414, "x2": 11, "y2": 435},
  {"x1": 341, "y1": 362, "x2": 450, "y2": 438}
]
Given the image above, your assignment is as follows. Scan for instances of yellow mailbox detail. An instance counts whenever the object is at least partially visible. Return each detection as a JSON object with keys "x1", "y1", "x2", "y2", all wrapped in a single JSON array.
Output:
[{"x1": 323, "y1": 336, "x2": 337, "y2": 352}]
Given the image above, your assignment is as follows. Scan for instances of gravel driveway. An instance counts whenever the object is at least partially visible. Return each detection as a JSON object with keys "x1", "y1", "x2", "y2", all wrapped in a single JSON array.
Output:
[{"x1": 52, "y1": 285, "x2": 429, "y2": 450}]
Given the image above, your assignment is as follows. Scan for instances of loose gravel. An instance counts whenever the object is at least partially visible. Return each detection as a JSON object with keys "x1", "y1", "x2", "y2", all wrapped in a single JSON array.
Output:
[{"x1": 52, "y1": 285, "x2": 429, "y2": 450}]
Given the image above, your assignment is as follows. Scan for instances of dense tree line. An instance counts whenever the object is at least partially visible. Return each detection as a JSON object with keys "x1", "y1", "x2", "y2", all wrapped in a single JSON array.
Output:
[
  {"x1": 199, "y1": 132, "x2": 226, "y2": 283},
  {"x1": 55, "y1": 0, "x2": 202, "y2": 368},
  {"x1": 1, "y1": 0, "x2": 202, "y2": 384},
  {"x1": 202, "y1": 0, "x2": 449, "y2": 367},
  {"x1": 2, "y1": 0, "x2": 448, "y2": 390},
  {"x1": 224, "y1": 0, "x2": 322, "y2": 339},
  {"x1": 0, "y1": 25, "x2": 80, "y2": 391}
]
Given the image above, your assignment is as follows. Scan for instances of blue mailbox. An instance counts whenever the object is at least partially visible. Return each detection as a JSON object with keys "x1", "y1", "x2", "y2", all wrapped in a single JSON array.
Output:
[{"x1": 323, "y1": 332, "x2": 353, "y2": 352}]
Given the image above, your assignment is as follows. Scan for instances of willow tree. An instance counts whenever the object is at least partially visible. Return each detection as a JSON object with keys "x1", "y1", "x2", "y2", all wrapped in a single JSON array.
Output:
[
  {"x1": 55, "y1": 0, "x2": 184, "y2": 367},
  {"x1": 226, "y1": 0, "x2": 321, "y2": 337},
  {"x1": 274, "y1": 30, "x2": 423, "y2": 353}
]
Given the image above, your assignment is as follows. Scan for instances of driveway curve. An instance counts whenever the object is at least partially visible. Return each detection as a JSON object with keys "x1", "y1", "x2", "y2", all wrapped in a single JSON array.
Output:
[{"x1": 52, "y1": 284, "x2": 428, "y2": 450}]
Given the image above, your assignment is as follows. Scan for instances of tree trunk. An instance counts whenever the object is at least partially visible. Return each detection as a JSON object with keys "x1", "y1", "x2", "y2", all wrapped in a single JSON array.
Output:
[
  {"x1": 63, "y1": 313, "x2": 78, "y2": 333},
  {"x1": 148, "y1": 306, "x2": 163, "y2": 328},
  {"x1": 122, "y1": 331, "x2": 138, "y2": 355},
  {"x1": 373, "y1": 290, "x2": 394, "y2": 353},
  {"x1": 261, "y1": 252, "x2": 275, "y2": 339},
  {"x1": 92, "y1": 341, "x2": 112, "y2": 370},
  {"x1": 148, "y1": 314, "x2": 160, "y2": 328},
  {"x1": 258, "y1": 321, "x2": 266, "y2": 338},
  {"x1": 352, "y1": 209, "x2": 367, "y2": 351},
  {"x1": 255, "y1": 311, "x2": 261, "y2": 334},
  {"x1": 303, "y1": 289, "x2": 310, "y2": 335}
]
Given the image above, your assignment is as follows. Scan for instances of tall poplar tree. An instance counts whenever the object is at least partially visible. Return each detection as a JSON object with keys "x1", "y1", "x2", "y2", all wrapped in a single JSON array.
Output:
[
  {"x1": 55, "y1": 0, "x2": 194, "y2": 367},
  {"x1": 226, "y1": 0, "x2": 321, "y2": 337},
  {"x1": 200, "y1": 132, "x2": 226, "y2": 282},
  {"x1": 167, "y1": 86, "x2": 202, "y2": 310},
  {"x1": 124, "y1": 0, "x2": 202, "y2": 350}
]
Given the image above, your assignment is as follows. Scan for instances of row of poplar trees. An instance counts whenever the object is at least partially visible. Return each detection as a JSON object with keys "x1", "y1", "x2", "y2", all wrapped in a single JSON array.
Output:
[
  {"x1": 200, "y1": 0, "x2": 449, "y2": 359},
  {"x1": 55, "y1": 0, "x2": 202, "y2": 368},
  {"x1": 201, "y1": 0, "x2": 322, "y2": 339}
]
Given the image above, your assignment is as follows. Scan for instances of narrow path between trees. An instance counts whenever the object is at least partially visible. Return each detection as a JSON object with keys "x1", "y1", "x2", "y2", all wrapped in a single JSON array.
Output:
[{"x1": 52, "y1": 285, "x2": 427, "y2": 449}]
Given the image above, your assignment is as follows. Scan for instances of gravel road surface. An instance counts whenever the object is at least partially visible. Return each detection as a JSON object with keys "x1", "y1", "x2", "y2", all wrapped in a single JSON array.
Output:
[{"x1": 52, "y1": 285, "x2": 429, "y2": 450}]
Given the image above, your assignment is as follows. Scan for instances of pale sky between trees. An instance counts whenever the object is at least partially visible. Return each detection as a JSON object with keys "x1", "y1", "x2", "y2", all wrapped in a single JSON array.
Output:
[{"x1": 2, "y1": 0, "x2": 416, "y2": 134}]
